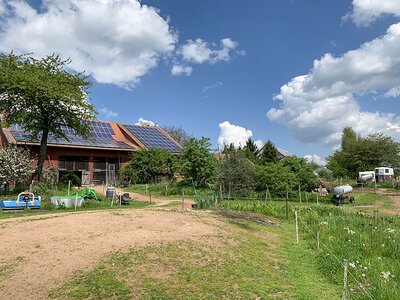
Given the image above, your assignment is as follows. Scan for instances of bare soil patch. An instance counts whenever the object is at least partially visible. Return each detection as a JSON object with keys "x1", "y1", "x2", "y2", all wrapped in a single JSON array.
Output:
[
  {"x1": 214, "y1": 209, "x2": 280, "y2": 226},
  {"x1": 0, "y1": 208, "x2": 223, "y2": 300}
]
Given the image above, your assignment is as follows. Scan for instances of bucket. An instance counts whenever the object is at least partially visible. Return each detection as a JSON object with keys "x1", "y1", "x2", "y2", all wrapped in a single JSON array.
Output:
[{"x1": 106, "y1": 187, "x2": 115, "y2": 199}]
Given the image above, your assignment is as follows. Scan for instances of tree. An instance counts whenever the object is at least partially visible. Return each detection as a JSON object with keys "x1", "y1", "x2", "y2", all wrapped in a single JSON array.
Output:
[
  {"x1": 0, "y1": 145, "x2": 34, "y2": 193},
  {"x1": 180, "y1": 137, "x2": 216, "y2": 187},
  {"x1": 0, "y1": 53, "x2": 96, "y2": 181},
  {"x1": 327, "y1": 128, "x2": 400, "y2": 178},
  {"x1": 161, "y1": 125, "x2": 192, "y2": 146},
  {"x1": 259, "y1": 139, "x2": 280, "y2": 164},
  {"x1": 119, "y1": 148, "x2": 176, "y2": 184},
  {"x1": 217, "y1": 147, "x2": 257, "y2": 197},
  {"x1": 243, "y1": 138, "x2": 261, "y2": 163},
  {"x1": 257, "y1": 156, "x2": 317, "y2": 197},
  {"x1": 281, "y1": 156, "x2": 317, "y2": 191}
]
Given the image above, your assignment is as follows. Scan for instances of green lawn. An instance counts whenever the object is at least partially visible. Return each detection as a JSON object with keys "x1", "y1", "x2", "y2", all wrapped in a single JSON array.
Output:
[{"x1": 49, "y1": 217, "x2": 340, "y2": 299}]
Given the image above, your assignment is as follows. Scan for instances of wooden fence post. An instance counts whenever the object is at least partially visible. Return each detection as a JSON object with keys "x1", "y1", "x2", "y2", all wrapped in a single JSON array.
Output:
[
  {"x1": 165, "y1": 184, "x2": 168, "y2": 196},
  {"x1": 182, "y1": 188, "x2": 185, "y2": 211},
  {"x1": 295, "y1": 211, "x2": 299, "y2": 245},
  {"x1": 343, "y1": 259, "x2": 348, "y2": 300},
  {"x1": 286, "y1": 186, "x2": 289, "y2": 220},
  {"x1": 68, "y1": 180, "x2": 71, "y2": 196},
  {"x1": 149, "y1": 185, "x2": 152, "y2": 203},
  {"x1": 219, "y1": 184, "x2": 223, "y2": 201},
  {"x1": 317, "y1": 231, "x2": 320, "y2": 250},
  {"x1": 298, "y1": 184, "x2": 301, "y2": 203}
]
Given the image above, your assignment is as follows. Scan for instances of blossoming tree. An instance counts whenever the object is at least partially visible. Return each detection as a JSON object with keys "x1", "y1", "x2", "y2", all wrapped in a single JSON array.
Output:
[{"x1": 0, "y1": 145, "x2": 34, "y2": 194}]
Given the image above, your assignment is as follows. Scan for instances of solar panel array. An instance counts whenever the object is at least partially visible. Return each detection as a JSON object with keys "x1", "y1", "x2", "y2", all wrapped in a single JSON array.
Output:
[
  {"x1": 9, "y1": 122, "x2": 132, "y2": 149},
  {"x1": 123, "y1": 125, "x2": 181, "y2": 153}
]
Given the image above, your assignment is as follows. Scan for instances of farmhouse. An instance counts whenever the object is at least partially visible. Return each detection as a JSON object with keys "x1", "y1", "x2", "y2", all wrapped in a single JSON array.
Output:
[{"x1": 0, "y1": 120, "x2": 181, "y2": 185}]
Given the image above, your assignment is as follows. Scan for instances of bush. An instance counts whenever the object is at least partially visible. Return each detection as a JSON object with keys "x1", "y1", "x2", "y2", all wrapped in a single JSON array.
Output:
[
  {"x1": 60, "y1": 173, "x2": 81, "y2": 187},
  {"x1": 194, "y1": 191, "x2": 217, "y2": 209},
  {"x1": 33, "y1": 182, "x2": 50, "y2": 196}
]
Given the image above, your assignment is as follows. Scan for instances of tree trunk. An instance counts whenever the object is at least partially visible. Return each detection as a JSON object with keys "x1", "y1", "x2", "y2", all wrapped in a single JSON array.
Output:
[{"x1": 34, "y1": 129, "x2": 49, "y2": 181}]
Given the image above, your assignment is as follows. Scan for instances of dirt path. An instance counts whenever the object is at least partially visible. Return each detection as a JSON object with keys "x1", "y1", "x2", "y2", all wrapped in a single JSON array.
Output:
[
  {"x1": 371, "y1": 188, "x2": 400, "y2": 215},
  {"x1": 92, "y1": 185, "x2": 191, "y2": 207},
  {"x1": 0, "y1": 208, "x2": 220, "y2": 299}
]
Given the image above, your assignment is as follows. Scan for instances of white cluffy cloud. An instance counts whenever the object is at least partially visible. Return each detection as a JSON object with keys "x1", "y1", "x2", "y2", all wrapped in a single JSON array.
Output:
[
  {"x1": 0, "y1": 0, "x2": 177, "y2": 88},
  {"x1": 171, "y1": 64, "x2": 192, "y2": 76},
  {"x1": 99, "y1": 107, "x2": 118, "y2": 119},
  {"x1": 345, "y1": 0, "x2": 400, "y2": 27},
  {"x1": 180, "y1": 38, "x2": 238, "y2": 64},
  {"x1": 218, "y1": 121, "x2": 263, "y2": 149},
  {"x1": 135, "y1": 117, "x2": 156, "y2": 126},
  {"x1": 304, "y1": 154, "x2": 326, "y2": 166},
  {"x1": 172, "y1": 38, "x2": 244, "y2": 75},
  {"x1": 268, "y1": 22, "x2": 400, "y2": 146}
]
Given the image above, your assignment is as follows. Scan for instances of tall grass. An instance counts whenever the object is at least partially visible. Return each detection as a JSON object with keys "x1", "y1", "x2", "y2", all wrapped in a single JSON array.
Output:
[{"x1": 220, "y1": 199, "x2": 400, "y2": 299}]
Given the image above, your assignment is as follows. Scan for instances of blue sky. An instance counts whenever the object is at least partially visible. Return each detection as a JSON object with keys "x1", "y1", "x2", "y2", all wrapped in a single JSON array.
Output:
[{"x1": 1, "y1": 0, "x2": 400, "y2": 164}]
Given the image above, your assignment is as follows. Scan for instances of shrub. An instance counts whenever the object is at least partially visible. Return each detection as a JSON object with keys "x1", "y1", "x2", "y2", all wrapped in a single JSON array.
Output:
[{"x1": 60, "y1": 173, "x2": 81, "y2": 187}]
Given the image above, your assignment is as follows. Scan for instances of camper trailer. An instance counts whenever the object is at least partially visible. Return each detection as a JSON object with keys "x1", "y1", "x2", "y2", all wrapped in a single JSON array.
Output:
[{"x1": 375, "y1": 167, "x2": 394, "y2": 183}]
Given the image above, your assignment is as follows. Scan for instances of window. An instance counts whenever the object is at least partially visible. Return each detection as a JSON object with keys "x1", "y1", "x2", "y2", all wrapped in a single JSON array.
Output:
[{"x1": 385, "y1": 169, "x2": 389, "y2": 174}]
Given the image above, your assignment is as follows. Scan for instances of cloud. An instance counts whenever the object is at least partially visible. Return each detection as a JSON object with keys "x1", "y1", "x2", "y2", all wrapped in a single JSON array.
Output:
[
  {"x1": 179, "y1": 38, "x2": 239, "y2": 64},
  {"x1": 171, "y1": 64, "x2": 192, "y2": 76},
  {"x1": 0, "y1": 0, "x2": 177, "y2": 89},
  {"x1": 99, "y1": 107, "x2": 118, "y2": 119},
  {"x1": 345, "y1": 0, "x2": 400, "y2": 26},
  {"x1": 385, "y1": 85, "x2": 400, "y2": 98},
  {"x1": 203, "y1": 81, "x2": 222, "y2": 93},
  {"x1": 304, "y1": 154, "x2": 326, "y2": 166},
  {"x1": 135, "y1": 117, "x2": 156, "y2": 126},
  {"x1": 268, "y1": 22, "x2": 400, "y2": 145},
  {"x1": 254, "y1": 140, "x2": 264, "y2": 150},
  {"x1": 218, "y1": 121, "x2": 257, "y2": 149}
]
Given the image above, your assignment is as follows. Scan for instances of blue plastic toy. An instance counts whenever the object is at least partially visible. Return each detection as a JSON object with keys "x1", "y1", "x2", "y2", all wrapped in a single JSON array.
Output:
[{"x1": 0, "y1": 192, "x2": 41, "y2": 210}]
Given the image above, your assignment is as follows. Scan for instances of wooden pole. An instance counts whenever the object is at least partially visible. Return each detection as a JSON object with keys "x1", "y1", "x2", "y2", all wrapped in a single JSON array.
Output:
[
  {"x1": 317, "y1": 231, "x2": 320, "y2": 250},
  {"x1": 165, "y1": 184, "x2": 168, "y2": 196},
  {"x1": 219, "y1": 184, "x2": 223, "y2": 201},
  {"x1": 298, "y1": 184, "x2": 301, "y2": 203},
  {"x1": 68, "y1": 180, "x2": 71, "y2": 196},
  {"x1": 317, "y1": 195, "x2": 319, "y2": 207},
  {"x1": 111, "y1": 192, "x2": 114, "y2": 207},
  {"x1": 343, "y1": 259, "x2": 348, "y2": 300},
  {"x1": 149, "y1": 185, "x2": 152, "y2": 203},
  {"x1": 182, "y1": 188, "x2": 185, "y2": 211},
  {"x1": 295, "y1": 211, "x2": 299, "y2": 245},
  {"x1": 75, "y1": 193, "x2": 78, "y2": 210},
  {"x1": 305, "y1": 192, "x2": 308, "y2": 203},
  {"x1": 120, "y1": 192, "x2": 122, "y2": 206},
  {"x1": 286, "y1": 186, "x2": 289, "y2": 220}
]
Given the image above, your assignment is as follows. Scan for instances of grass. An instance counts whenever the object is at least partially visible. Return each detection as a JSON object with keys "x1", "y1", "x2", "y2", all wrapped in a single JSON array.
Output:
[
  {"x1": 122, "y1": 183, "x2": 211, "y2": 200},
  {"x1": 49, "y1": 216, "x2": 340, "y2": 299},
  {"x1": 220, "y1": 195, "x2": 400, "y2": 299}
]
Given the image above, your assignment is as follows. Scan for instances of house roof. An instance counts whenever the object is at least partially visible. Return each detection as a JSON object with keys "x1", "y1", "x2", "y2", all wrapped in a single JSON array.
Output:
[{"x1": 2, "y1": 120, "x2": 181, "y2": 153}]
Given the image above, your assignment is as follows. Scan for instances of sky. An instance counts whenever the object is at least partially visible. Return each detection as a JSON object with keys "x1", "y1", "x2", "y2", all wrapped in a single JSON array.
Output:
[{"x1": 1, "y1": 0, "x2": 400, "y2": 165}]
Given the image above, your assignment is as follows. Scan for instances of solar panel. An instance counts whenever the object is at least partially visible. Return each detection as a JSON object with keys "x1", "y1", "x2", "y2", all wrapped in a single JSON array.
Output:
[
  {"x1": 9, "y1": 122, "x2": 132, "y2": 149},
  {"x1": 123, "y1": 125, "x2": 181, "y2": 153}
]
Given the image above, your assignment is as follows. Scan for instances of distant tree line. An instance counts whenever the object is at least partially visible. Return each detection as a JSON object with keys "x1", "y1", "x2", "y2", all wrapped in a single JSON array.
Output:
[{"x1": 326, "y1": 127, "x2": 400, "y2": 178}]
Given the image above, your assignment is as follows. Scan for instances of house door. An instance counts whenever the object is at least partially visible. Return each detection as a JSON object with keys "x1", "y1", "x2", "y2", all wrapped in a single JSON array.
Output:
[
  {"x1": 108, "y1": 164, "x2": 116, "y2": 186},
  {"x1": 82, "y1": 171, "x2": 90, "y2": 185}
]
